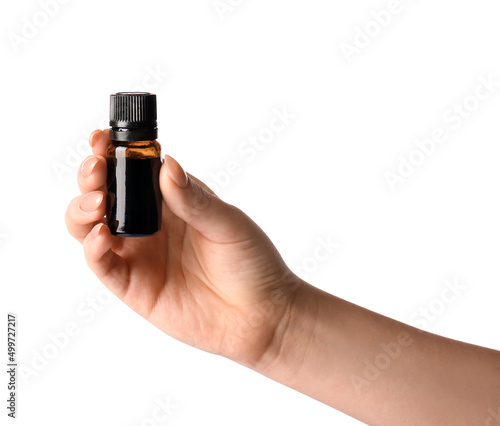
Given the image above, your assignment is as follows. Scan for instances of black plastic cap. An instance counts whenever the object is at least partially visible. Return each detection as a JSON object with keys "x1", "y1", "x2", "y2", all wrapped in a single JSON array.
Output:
[{"x1": 110, "y1": 92, "x2": 158, "y2": 141}]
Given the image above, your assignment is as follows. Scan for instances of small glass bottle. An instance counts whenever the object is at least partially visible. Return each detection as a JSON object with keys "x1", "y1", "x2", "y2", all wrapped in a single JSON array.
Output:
[{"x1": 106, "y1": 92, "x2": 162, "y2": 237}]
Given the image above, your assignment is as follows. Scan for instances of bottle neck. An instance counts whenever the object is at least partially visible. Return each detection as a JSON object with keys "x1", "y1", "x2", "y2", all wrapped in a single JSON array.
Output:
[{"x1": 110, "y1": 126, "x2": 157, "y2": 142}]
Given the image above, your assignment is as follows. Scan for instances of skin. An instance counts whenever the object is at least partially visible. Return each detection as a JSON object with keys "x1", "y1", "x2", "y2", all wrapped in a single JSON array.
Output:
[{"x1": 66, "y1": 129, "x2": 500, "y2": 425}]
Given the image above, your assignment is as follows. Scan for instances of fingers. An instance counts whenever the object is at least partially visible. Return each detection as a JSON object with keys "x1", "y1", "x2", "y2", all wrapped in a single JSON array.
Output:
[
  {"x1": 90, "y1": 129, "x2": 110, "y2": 157},
  {"x1": 160, "y1": 155, "x2": 245, "y2": 243},
  {"x1": 78, "y1": 128, "x2": 109, "y2": 194},
  {"x1": 65, "y1": 191, "x2": 106, "y2": 243},
  {"x1": 77, "y1": 155, "x2": 107, "y2": 194},
  {"x1": 67, "y1": 129, "x2": 108, "y2": 242},
  {"x1": 83, "y1": 223, "x2": 130, "y2": 298}
]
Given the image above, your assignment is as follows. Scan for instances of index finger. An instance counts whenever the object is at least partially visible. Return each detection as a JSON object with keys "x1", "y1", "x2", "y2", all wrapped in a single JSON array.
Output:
[{"x1": 90, "y1": 129, "x2": 111, "y2": 157}]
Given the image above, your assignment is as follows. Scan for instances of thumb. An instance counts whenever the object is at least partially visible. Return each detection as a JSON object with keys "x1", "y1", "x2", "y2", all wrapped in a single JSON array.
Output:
[{"x1": 160, "y1": 155, "x2": 244, "y2": 242}]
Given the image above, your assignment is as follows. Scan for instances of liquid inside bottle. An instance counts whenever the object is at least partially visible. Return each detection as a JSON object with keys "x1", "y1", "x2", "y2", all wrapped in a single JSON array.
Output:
[{"x1": 107, "y1": 142, "x2": 162, "y2": 237}]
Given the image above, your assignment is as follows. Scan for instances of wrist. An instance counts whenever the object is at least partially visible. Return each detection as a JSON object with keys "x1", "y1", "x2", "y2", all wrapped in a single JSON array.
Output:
[{"x1": 245, "y1": 276, "x2": 321, "y2": 379}]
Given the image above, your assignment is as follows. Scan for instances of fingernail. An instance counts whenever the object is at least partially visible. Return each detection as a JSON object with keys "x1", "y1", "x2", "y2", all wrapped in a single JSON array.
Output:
[
  {"x1": 80, "y1": 192, "x2": 104, "y2": 212},
  {"x1": 90, "y1": 223, "x2": 106, "y2": 239},
  {"x1": 165, "y1": 155, "x2": 188, "y2": 188},
  {"x1": 81, "y1": 156, "x2": 99, "y2": 177},
  {"x1": 89, "y1": 130, "x2": 102, "y2": 149}
]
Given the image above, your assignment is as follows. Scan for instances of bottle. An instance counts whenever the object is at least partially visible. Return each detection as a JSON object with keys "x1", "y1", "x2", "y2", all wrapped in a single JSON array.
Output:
[{"x1": 106, "y1": 92, "x2": 162, "y2": 237}]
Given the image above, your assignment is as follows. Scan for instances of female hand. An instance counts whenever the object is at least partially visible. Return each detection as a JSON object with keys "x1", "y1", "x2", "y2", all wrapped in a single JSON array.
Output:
[{"x1": 65, "y1": 129, "x2": 301, "y2": 368}]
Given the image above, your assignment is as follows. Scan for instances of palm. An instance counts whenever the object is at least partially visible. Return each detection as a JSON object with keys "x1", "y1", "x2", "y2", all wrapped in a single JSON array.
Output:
[{"x1": 103, "y1": 205, "x2": 289, "y2": 363}]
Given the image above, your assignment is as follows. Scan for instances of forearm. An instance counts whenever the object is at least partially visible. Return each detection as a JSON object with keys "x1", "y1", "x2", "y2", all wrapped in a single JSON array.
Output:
[{"x1": 249, "y1": 280, "x2": 500, "y2": 425}]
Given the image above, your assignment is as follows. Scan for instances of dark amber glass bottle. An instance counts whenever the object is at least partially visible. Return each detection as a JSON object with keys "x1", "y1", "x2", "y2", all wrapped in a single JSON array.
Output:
[{"x1": 106, "y1": 92, "x2": 162, "y2": 237}]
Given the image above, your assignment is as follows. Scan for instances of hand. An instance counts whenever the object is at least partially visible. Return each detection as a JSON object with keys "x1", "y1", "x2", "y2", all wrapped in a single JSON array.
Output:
[{"x1": 65, "y1": 129, "x2": 300, "y2": 367}]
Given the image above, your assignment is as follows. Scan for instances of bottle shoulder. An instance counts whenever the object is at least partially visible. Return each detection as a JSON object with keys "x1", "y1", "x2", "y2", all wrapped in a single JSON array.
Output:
[{"x1": 107, "y1": 140, "x2": 161, "y2": 159}]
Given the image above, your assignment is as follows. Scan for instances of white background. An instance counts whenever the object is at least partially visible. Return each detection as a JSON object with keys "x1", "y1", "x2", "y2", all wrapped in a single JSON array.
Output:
[{"x1": 2, "y1": 1, "x2": 500, "y2": 425}]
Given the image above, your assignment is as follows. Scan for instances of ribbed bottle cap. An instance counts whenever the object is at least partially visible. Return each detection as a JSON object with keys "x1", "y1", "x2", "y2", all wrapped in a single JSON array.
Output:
[{"x1": 110, "y1": 92, "x2": 158, "y2": 141}]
